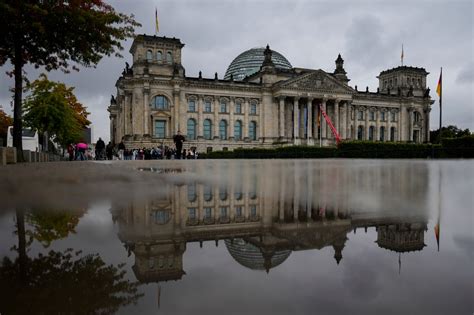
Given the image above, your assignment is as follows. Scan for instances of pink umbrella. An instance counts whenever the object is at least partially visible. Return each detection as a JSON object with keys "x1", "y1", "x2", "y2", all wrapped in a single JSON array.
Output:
[{"x1": 77, "y1": 142, "x2": 88, "y2": 150}]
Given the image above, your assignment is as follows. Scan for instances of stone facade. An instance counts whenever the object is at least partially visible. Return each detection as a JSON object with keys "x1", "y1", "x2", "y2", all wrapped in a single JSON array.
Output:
[{"x1": 108, "y1": 35, "x2": 434, "y2": 151}]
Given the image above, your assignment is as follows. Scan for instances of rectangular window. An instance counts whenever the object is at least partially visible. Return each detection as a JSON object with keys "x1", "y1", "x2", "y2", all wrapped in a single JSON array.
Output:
[
  {"x1": 204, "y1": 207, "x2": 212, "y2": 219},
  {"x1": 391, "y1": 112, "x2": 397, "y2": 122},
  {"x1": 204, "y1": 100, "x2": 212, "y2": 113},
  {"x1": 155, "y1": 120, "x2": 166, "y2": 138},
  {"x1": 250, "y1": 205, "x2": 257, "y2": 217},
  {"x1": 369, "y1": 111, "x2": 375, "y2": 121},
  {"x1": 188, "y1": 100, "x2": 196, "y2": 112},
  {"x1": 358, "y1": 111, "x2": 364, "y2": 121},
  {"x1": 381, "y1": 112, "x2": 386, "y2": 121},
  {"x1": 250, "y1": 103, "x2": 257, "y2": 115},
  {"x1": 235, "y1": 206, "x2": 242, "y2": 217},
  {"x1": 235, "y1": 102, "x2": 242, "y2": 114},
  {"x1": 188, "y1": 208, "x2": 196, "y2": 220},
  {"x1": 220, "y1": 207, "x2": 228, "y2": 218},
  {"x1": 220, "y1": 102, "x2": 227, "y2": 113}
]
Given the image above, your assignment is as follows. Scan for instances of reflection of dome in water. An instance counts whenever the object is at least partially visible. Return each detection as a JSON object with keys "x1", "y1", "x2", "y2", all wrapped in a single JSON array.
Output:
[
  {"x1": 224, "y1": 47, "x2": 292, "y2": 81},
  {"x1": 225, "y1": 238, "x2": 291, "y2": 271}
]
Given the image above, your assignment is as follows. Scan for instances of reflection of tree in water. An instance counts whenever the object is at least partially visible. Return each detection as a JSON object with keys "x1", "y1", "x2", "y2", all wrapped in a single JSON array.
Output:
[
  {"x1": 26, "y1": 209, "x2": 85, "y2": 247},
  {"x1": 0, "y1": 210, "x2": 143, "y2": 315}
]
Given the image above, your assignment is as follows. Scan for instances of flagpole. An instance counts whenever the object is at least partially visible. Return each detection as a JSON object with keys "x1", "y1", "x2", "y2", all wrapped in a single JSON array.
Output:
[{"x1": 438, "y1": 67, "x2": 443, "y2": 144}]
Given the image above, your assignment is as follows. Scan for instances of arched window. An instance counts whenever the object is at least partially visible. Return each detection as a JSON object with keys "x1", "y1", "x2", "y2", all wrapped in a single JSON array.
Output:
[
  {"x1": 188, "y1": 99, "x2": 196, "y2": 112},
  {"x1": 157, "y1": 51, "x2": 162, "y2": 61},
  {"x1": 166, "y1": 51, "x2": 173, "y2": 63},
  {"x1": 151, "y1": 95, "x2": 170, "y2": 110},
  {"x1": 357, "y1": 125, "x2": 364, "y2": 140},
  {"x1": 203, "y1": 186, "x2": 213, "y2": 201},
  {"x1": 390, "y1": 127, "x2": 396, "y2": 141},
  {"x1": 203, "y1": 119, "x2": 212, "y2": 140},
  {"x1": 250, "y1": 102, "x2": 257, "y2": 115},
  {"x1": 219, "y1": 120, "x2": 228, "y2": 140},
  {"x1": 234, "y1": 120, "x2": 242, "y2": 140},
  {"x1": 380, "y1": 126, "x2": 385, "y2": 141},
  {"x1": 146, "y1": 50, "x2": 153, "y2": 61},
  {"x1": 187, "y1": 119, "x2": 196, "y2": 140},
  {"x1": 219, "y1": 186, "x2": 227, "y2": 200},
  {"x1": 152, "y1": 210, "x2": 170, "y2": 224},
  {"x1": 369, "y1": 126, "x2": 375, "y2": 141},
  {"x1": 187, "y1": 184, "x2": 197, "y2": 202},
  {"x1": 249, "y1": 121, "x2": 257, "y2": 140}
]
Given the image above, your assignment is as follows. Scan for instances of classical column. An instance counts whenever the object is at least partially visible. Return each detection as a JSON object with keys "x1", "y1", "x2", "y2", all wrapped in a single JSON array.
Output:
[
  {"x1": 300, "y1": 102, "x2": 305, "y2": 138},
  {"x1": 398, "y1": 106, "x2": 403, "y2": 141},
  {"x1": 293, "y1": 97, "x2": 299, "y2": 139},
  {"x1": 123, "y1": 94, "x2": 129, "y2": 136},
  {"x1": 244, "y1": 98, "x2": 249, "y2": 139},
  {"x1": 334, "y1": 99, "x2": 340, "y2": 138},
  {"x1": 375, "y1": 108, "x2": 380, "y2": 141},
  {"x1": 279, "y1": 96, "x2": 285, "y2": 138},
  {"x1": 229, "y1": 97, "x2": 235, "y2": 140},
  {"x1": 198, "y1": 96, "x2": 204, "y2": 138},
  {"x1": 365, "y1": 107, "x2": 369, "y2": 140},
  {"x1": 143, "y1": 88, "x2": 150, "y2": 135},
  {"x1": 408, "y1": 108, "x2": 414, "y2": 141},
  {"x1": 307, "y1": 98, "x2": 313, "y2": 139},
  {"x1": 213, "y1": 97, "x2": 219, "y2": 139},
  {"x1": 321, "y1": 99, "x2": 327, "y2": 139},
  {"x1": 345, "y1": 102, "x2": 351, "y2": 140},
  {"x1": 173, "y1": 90, "x2": 180, "y2": 134}
]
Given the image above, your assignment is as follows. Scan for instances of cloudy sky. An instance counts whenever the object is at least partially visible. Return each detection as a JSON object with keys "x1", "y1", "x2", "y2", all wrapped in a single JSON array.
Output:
[{"x1": 1, "y1": 0, "x2": 472, "y2": 142}]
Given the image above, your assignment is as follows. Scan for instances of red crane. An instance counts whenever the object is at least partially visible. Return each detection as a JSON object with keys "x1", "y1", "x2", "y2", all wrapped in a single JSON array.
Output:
[{"x1": 319, "y1": 104, "x2": 341, "y2": 145}]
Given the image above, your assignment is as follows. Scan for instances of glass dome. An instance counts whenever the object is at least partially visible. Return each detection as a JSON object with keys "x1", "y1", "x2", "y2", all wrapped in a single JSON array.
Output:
[
  {"x1": 224, "y1": 47, "x2": 292, "y2": 81},
  {"x1": 225, "y1": 238, "x2": 291, "y2": 271}
]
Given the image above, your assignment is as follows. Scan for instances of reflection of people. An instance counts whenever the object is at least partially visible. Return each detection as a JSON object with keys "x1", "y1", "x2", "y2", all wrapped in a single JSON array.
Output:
[{"x1": 173, "y1": 131, "x2": 185, "y2": 159}]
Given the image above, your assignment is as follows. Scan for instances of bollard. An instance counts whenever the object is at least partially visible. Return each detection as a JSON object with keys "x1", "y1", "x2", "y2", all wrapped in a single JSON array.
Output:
[
  {"x1": 0, "y1": 147, "x2": 6, "y2": 166},
  {"x1": 5, "y1": 147, "x2": 17, "y2": 164},
  {"x1": 22, "y1": 150, "x2": 32, "y2": 163}
]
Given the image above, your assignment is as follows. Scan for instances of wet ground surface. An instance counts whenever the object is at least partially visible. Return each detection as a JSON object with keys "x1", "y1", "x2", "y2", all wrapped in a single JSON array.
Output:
[{"x1": 0, "y1": 159, "x2": 473, "y2": 315}]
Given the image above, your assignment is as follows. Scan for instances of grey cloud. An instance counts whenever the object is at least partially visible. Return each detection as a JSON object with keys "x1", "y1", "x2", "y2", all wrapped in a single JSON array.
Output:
[{"x1": 456, "y1": 63, "x2": 474, "y2": 84}]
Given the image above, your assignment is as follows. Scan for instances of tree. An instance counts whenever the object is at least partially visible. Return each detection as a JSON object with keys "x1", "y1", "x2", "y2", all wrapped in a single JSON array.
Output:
[
  {"x1": 430, "y1": 125, "x2": 472, "y2": 143},
  {"x1": 0, "y1": 1, "x2": 140, "y2": 161},
  {"x1": 0, "y1": 107, "x2": 13, "y2": 146},
  {"x1": 23, "y1": 74, "x2": 91, "y2": 147},
  {"x1": 0, "y1": 209, "x2": 143, "y2": 314}
]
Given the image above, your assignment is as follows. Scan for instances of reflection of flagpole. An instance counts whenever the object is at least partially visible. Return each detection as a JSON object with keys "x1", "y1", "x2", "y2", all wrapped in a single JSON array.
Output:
[
  {"x1": 435, "y1": 165, "x2": 442, "y2": 251},
  {"x1": 398, "y1": 252, "x2": 401, "y2": 275},
  {"x1": 157, "y1": 284, "x2": 161, "y2": 309}
]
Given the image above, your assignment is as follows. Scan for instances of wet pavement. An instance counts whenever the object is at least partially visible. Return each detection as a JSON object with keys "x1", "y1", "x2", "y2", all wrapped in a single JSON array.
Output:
[{"x1": 0, "y1": 159, "x2": 473, "y2": 315}]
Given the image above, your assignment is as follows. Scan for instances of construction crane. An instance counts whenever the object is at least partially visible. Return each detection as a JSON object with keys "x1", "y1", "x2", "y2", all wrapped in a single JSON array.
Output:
[{"x1": 319, "y1": 104, "x2": 341, "y2": 145}]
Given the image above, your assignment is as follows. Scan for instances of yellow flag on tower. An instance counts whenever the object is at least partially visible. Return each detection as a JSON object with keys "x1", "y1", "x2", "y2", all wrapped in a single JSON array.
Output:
[{"x1": 155, "y1": 8, "x2": 159, "y2": 34}]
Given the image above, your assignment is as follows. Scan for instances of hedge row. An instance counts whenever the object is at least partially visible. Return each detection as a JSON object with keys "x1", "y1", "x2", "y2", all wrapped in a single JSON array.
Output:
[{"x1": 202, "y1": 136, "x2": 474, "y2": 159}]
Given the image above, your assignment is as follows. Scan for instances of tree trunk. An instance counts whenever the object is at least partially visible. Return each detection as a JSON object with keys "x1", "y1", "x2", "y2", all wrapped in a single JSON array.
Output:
[{"x1": 13, "y1": 40, "x2": 24, "y2": 162}]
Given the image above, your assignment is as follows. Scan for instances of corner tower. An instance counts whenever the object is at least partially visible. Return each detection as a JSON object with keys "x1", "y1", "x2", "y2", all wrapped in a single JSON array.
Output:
[{"x1": 129, "y1": 34, "x2": 185, "y2": 77}]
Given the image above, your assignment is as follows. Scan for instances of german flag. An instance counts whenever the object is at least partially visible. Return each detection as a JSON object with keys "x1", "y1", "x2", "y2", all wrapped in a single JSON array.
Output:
[
  {"x1": 436, "y1": 69, "x2": 442, "y2": 97},
  {"x1": 155, "y1": 8, "x2": 159, "y2": 34}
]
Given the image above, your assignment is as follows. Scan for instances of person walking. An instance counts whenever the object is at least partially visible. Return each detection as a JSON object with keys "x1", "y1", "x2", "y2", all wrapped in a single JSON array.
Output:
[
  {"x1": 95, "y1": 137, "x2": 105, "y2": 160},
  {"x1": 173, "y1": 131, "x2": 185, "y2": 159},
  {"x1": 118, "y1": 141, "x2": 125, "y2": 160},
  {"x1": 106, "y1": 142, "x2": 114, "y2": 160}
]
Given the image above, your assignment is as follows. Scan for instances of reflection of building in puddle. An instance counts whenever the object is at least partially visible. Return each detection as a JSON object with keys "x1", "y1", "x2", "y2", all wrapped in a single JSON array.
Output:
[{"x1": 113, "y1": 161, "x2": 429, "y2": 284}]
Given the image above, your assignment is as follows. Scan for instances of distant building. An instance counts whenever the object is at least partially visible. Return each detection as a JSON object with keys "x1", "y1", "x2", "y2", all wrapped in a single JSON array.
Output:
[{"x1": 108, "y1": 34, "x2": 434, "y2": 150}]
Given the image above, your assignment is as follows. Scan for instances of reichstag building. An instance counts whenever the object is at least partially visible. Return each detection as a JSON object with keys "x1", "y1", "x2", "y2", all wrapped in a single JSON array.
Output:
[{"x1": 108, "y1": 34, "x2": 434, "y2": 151}]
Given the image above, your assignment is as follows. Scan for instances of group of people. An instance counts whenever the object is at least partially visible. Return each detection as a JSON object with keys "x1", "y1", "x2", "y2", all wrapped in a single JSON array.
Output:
[{"x1": 67, "y1": 131, "x2": 195, "y2": 161}]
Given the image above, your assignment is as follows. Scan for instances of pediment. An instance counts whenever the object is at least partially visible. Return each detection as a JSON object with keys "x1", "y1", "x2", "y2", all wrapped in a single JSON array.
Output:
[{"x1": 276, "y1": 70, "x2": 354, "y2": 93}]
